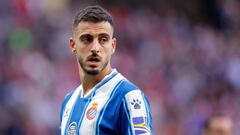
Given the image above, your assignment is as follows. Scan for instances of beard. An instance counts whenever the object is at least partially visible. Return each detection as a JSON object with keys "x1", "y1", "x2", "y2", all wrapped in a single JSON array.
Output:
[{"x1": 78, "y1": 55, "x2": 108, "y2": 75}]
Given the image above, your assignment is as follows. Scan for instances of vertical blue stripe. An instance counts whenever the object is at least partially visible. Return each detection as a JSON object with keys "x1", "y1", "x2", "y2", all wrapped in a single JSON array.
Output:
[
  {"x1": 77, "y1": 71, "x2": 119, "y2": 132},
  {"x1": 76, "y1": 97, "x2": 92, "y2": 132},
  {"x1": 94, "y1": 80, "x2": 124, "y2": 135},
  {"x1": 60, "y1": 90, "x2": 76, "y2": 122}
]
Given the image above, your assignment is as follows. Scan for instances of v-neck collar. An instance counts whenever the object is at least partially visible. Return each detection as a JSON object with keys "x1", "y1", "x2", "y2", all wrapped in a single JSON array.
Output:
[{"x1": 78, "y1": 69, "x2": 118, "y2": 98}]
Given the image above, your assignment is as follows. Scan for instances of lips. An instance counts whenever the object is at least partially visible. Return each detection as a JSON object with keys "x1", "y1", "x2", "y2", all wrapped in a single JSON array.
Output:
[
  {"x1": 86, "y1": 56, "x2": 101, "y2": 67},
  {"x1": 88, "y1": 57, "x2": 100, "y2": 62}
]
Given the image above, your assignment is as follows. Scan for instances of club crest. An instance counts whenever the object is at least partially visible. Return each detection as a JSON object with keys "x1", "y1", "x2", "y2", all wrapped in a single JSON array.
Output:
[{"x1": 86, "y1": 101, "x2": 98, "y2": 120}]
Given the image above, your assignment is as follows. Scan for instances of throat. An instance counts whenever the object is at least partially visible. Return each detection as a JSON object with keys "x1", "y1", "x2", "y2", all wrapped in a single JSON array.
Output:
[
  {"x1": 81, "y1": 77, "x2": 100, "y2": 97},
  {"x1": 80, "y1": 67, "x2": 113, "y2": 97},
  {"x1": 81, "y1": 88, "x2": 93, "y2": 97}
]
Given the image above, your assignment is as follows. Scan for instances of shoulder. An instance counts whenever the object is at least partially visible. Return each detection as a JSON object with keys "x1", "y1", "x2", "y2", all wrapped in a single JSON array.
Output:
[
  {"x1": 115, "y1": 79, "x2": 151, "y2": 113},
  {"x1": 118, "y1": 80, "x2": 149, "y2": 108},
  {"x1": 114, "y1": 79, "x2": 150, "y2": 107},
  {"x1": 64, "y1": 90, "x2": 75, "y2": 102},
  {"x1": 116, "y1": 79, "x2": 140, "y2": 95},
  {"x1": 61, "y1": 88, "x2": 77, "y2": 108},
  {"x1": 114, "y1": 80, "x2": 153, "y2": 134},
  {"x1": 59, "y1": 88, "x2": 77, "y2": 120}
]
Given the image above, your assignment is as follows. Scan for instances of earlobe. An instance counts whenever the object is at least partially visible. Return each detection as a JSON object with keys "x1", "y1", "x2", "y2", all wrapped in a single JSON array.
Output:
[
  {"x1": 70, "y1": 38, "x2": 76, "y2": 54},
  {"x1": 112, "y1": 38, "x2": 116, "y2": 53}
]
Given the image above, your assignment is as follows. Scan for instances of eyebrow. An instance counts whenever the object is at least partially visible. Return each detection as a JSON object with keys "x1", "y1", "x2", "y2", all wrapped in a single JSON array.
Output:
[
  {"x1": 98, "y1": 33, "x2": 111, "y2": 38},
  {"x1": 79, "y1": 34, "x2": 92, "y2": 38},
  {"x1": 78, "y1": 34, "x2": 92, "y2": 41},
  {"x1": 79, "y1": 33, "x2": 111, "y2": 39}
]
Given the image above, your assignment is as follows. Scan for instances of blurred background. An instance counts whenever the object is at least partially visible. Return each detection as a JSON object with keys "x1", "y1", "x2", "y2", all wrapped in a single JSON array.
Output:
[{"x1": 0, "y1": 0, "x2": 240, "y2": 135}]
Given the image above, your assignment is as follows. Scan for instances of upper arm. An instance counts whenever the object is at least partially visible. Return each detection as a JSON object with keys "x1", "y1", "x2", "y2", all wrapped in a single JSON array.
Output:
[{"x1": 119, "y1": 90, "x2": 153, "y2": 135}]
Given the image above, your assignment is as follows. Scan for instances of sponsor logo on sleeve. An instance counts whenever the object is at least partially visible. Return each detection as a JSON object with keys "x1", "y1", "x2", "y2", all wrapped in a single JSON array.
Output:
[{"x1": 132, "y1": 116, "x2": 149, "y2": 135}]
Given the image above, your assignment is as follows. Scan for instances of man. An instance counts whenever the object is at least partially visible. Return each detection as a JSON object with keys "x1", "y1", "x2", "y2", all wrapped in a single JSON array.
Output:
[
  {"x1": 202, "y1": 114, "x2": 233, "y2": 135},
  {"x1": 59, "y1": 5, "x2": 153, "y2": 135}
]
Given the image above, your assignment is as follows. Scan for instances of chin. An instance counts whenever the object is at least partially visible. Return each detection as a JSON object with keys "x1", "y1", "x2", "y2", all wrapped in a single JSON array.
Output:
[{"x1": 84, "y1": 68, "x2": 100, "y2": 75}]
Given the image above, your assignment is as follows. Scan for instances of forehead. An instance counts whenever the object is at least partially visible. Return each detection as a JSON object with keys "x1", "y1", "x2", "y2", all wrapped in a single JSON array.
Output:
[{"x1": 74, "y1": 21, "x2": 113, "y2": 37}]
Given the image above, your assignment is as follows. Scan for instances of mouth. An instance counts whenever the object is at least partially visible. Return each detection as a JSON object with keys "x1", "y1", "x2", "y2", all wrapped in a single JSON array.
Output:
[
  {"x1": 86, "y1": 57, "x2": 101, "y2": 67},
  {"x1": 88, "y1": 57, "x2": 100, "y2": 62}
]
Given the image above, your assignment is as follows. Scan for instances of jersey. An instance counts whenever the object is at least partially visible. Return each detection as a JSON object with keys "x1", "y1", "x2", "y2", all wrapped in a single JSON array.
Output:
[{"x1": 59, "y1": 69, "x2": 153, "y2": 135}]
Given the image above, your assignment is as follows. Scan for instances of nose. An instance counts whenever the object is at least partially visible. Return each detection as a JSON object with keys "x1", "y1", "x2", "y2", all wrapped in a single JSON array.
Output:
[{"x1": 90, "y1": 39, "x2": 100, "y2": 53}]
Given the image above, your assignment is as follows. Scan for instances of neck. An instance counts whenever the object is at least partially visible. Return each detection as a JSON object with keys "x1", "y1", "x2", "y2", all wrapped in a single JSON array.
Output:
[{"x1": 79, "y1": 65, "x2": 112, "y2": 96}]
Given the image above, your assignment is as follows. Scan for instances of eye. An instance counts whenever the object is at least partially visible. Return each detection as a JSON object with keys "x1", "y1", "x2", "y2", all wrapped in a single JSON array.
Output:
[
  {"x1": 99, "y1": 36, "x2": 109, "y2": 44},
  {"x1": 80, "y1": 35, "x2": 93, "y2": 44}
]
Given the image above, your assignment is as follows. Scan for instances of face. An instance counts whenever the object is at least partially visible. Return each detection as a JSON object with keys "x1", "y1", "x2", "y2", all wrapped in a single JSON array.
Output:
[
  {"x1": 204, "y1": 117, "x2": 233, "y2": 135},
  {"x1": 70, "y1": 21, "x2": 116, "y2": 75}
]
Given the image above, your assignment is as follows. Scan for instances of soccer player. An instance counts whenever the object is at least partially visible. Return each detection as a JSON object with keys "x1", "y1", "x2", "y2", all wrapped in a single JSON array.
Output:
[
  {"x1": 201, "y1": 114, "x2": 233, "y2": 135},
  {"x1": 59, "y1": 5, "x2": 153, "y2": 135}
]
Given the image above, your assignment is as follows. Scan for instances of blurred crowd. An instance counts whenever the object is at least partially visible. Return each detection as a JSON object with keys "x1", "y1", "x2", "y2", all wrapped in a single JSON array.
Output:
[{"x1": 0, "y1": 0, "x2": 240, "y2": 135}]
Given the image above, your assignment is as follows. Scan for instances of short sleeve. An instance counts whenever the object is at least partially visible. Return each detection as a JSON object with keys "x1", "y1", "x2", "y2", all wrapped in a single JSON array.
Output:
[{"x1": 119, "y1": 90, "x2": 153, "y2": 135}]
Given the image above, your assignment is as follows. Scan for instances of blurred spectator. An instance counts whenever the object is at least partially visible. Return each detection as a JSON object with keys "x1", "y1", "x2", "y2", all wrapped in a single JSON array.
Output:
[
  {"x1": 0, "y1": 0, "x2": 240, "y2": 134},
  {"x1": 201, "y1": 114, "x2": 233, "y2": 135}
]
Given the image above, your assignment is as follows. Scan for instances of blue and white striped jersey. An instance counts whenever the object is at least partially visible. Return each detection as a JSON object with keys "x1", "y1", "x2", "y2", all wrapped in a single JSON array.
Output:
[{"x1": 59, "y1": 69, "x2": 153, "y2": 135}]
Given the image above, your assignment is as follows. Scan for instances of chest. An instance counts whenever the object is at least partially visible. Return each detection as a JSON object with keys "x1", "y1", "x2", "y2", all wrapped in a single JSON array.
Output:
[{"x1": 62, "y1": 92, "x2": 117, "y2": 135}]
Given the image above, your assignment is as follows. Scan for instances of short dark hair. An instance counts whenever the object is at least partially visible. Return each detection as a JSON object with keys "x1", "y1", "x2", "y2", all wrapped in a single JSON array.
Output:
[{"x1": 73, "y1": 5, "x2": 114, "y2": 29}]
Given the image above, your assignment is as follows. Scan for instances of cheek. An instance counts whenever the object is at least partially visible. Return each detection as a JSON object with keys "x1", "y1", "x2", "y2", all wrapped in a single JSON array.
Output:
[
  {"x1": 104, "y1": 49, "x2": 113, "y2": 60},
  {"x1": 105, "y1": 46, "x2": 114, "y2": 54},
  {"x1": 76, "y1": 46, "x2": 86, "y2": 55},
  {"x1": 76, "y1": 49, "x2": 85, "y2": 60}
]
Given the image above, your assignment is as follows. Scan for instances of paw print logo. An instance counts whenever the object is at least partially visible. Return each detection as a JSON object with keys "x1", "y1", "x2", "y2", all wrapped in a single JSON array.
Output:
[{"x1": 131, "y1": 99, "x2": 141, "y2": 109}]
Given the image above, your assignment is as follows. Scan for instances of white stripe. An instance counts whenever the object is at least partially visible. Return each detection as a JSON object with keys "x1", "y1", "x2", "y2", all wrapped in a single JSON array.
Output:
[
  {"x1": 123, "y1": 98, "x2": 134, "y2": 135},
  {"x1": 61, "y1": 86, "x2": 81, "y2": 135},
  {"x1": 79, "y1": 73, "x2": 125, "y2": 135},
  {"x1": 125, "y1": 90, "x2": 147, "y2": 118}
]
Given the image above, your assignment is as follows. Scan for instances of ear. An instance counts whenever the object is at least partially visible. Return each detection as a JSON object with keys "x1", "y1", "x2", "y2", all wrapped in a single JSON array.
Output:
[
  {"x1": 112, "y1": 37, "x2": 116, "y2": 54},
  {"x1": 70, "y1": 37, "x2": 76, "y2": 54}
]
